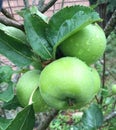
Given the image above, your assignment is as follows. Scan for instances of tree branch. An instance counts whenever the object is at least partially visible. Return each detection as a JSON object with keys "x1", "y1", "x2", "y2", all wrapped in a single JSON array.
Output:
[
  {"x1": 23, "y1": 0, "x2": 29, "y2": 8},
  {"x1": 37, "y1": 110, "x2": 59, "y2": 130},
  {"x1": 104, "y1": 111, "x2": 116, "y2": 122},
  {"x1": 0, "y1": 0, "x2": 58, "y2": 29},
  {"x1": 1, "y1": 8, "x2": 14, "y2": 20},
  {"x1": 38, "y1": 0, "x2": 45, "y2": 11},
  {"x1": 0, "y1": 15, "x2": 24, "y2": 30},
  {"x1": 61, "y1": 0, "x2": 65, "y2": 9},
  {"x1": 7, "y1": 0, "x2": 14, "y2": 17},
  {"x1": 40, "y1": 0, "x2": 58, "y2": 13},
  {"x1": 104, "y1": 10, "x2": 116, "y2": 37}
]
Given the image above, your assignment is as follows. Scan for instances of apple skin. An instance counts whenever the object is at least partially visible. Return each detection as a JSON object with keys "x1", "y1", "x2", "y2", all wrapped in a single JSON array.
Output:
[
  {"x1": 16, "y1": 70, "x2": 49, "y2": 113},
  {"x1": 39, "y1": 57, "x2": 100, "y2": 110},
  {"x1": 32, "y1": 87, "x2": 50, "y2": 112},
  {"x1": 91, "y1": 68, "x2": 101, "y2": 95},
  {"x1": 112, "y1": 84, "x2": 116, "y2": 95},
  {"x1": 59, "y1": 23, "x2": 106, "y2": 65}
]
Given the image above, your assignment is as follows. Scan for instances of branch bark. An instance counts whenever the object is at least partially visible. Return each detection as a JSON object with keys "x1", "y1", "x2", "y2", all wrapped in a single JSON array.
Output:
[
  {"x1": 40, "y1": 0, "x2": 58, "y2": 13},
  {"x1": 0, "y1": 15, "x2": 24, "y2": 30},
  {"x1": 104, "y1": 111, "x2": 116, "y2": 122},
  {"x1": 38, "y1": 0, "x2": 45, "y2": 11},
  {"x1": 37, "y1": 110, "x2": 59, "y2": 130},
  {"x1": 99, "y1": 9, "x2": 116, "y2": 104},
  {"x1": 0, "y1": 0, "x2": 58, "y2": 29},
  {"x1": 23, "y1": 0, "x2": 29, "y2": 8},
  {"x1": 1, "y1": 8, "x2": 14, "y2": 19},
  {"x1": 104, "y1": 10, "x2": 116, "y2": 37}
]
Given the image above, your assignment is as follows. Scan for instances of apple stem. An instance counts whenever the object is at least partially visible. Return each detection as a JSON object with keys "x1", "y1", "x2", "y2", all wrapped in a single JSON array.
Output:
[{"x1": 42, "y1": 59, "x2": 54, "y2": 68}]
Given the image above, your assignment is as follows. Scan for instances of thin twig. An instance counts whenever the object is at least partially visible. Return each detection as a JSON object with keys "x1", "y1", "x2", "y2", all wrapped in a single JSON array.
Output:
[
  {"x1": 38, "y1": 0, "x2": 45, "y2": 11},
  {"x1": 1, "y1": 108, "x2": 7, "y2": 118},
  {"x1": 1, "y1": 8, "x2": 15, "y2": 20},
  {"x1": 23, "y1": 0, "x2": 29, "y2": 8},
  {"x1": 37, "y1": 110, "x2": 59, "y2": 130},
  {"x1": 99, "y1": 8, "x2": 116, "y2": 104},
  {"x1": 98, "y1": 3, "x2": 107, "y2": 104},
  {"x1": 102, "y1": 53, "x2": 106, "y2": 87},
  {"x1": 112, "y1": 100, "x2": 116, "y2": 111},
  {"x1": 0, "y1": 15, "x2": 24, "y2": 31},
  {"x1": 61, "y1": 0, "x2": 65, "y2": 9},
  {"x1": 95, "y1": 95, "x2": 100, "y2": 104},
  {"x1": 7, "y1": 0, "x2": 14, "y2": 17},
  {"x1": 104, "y1": 10, "x2": 116, "y2": 37},
  {"x1": 40, "y1": 0, "x2": 58, "y2": 13}
]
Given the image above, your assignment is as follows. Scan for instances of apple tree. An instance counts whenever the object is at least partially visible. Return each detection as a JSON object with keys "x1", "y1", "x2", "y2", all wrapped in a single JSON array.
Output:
[{"x1": 0, "y1": 0, "x2": 116, "y2": 130}]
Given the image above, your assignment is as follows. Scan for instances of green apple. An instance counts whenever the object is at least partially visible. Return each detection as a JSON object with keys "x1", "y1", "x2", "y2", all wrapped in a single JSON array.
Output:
[
  {"x1": 39, "y1": 57, "x2": 100, "y2": 110},
  {"x1": 59, "y1": 23, "x2": 106, "y2": 65},
  {"x1": 112, "y1": 84, "x2": 116, "y2": 95},
  {"x1": 91, "y1": 68, "x2": 101, "y2": 95},
  {"x1": 16, "y1": 70, "x2": 49, "y2": 112}
]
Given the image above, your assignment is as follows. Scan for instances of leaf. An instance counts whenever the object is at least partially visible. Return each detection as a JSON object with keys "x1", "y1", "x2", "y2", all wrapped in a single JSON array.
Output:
[
  {"x1": 6, "y1": 105, "x2": 35, "y2": 130},
  {"x1": 23, "y1": 6, "x2": 53, "y2": 60},
  {"x1": 71, "y1": 125, "x2": 83, "y2": 130},
  {"x1": 0, "y1": 29, "x2": 33, "y2": 67},
  {"x1": 0, "y1": 117, "x2": 12, "y2": 130},
  {"x1": 29, "y1": 6, "x2": 49, "y2": 22},
  {"x1": 46, "y1": 5, "x2": 102, "y2": 58},
  {"x1": 0, "y1": 66, "x2": 13, "y2": 83},
  {"x1": 0, "y1": 82, "x2": 14, "y2": 102},
  {"x1": 81, "y1": 104, "x2": 103, "y2": 129},
  {"x1": 0, "y1": 23, "x2": 27, "y2": 45},
  {"x1": 18, "y1": 6, "x2": 48, "y2": 22},
  {"x1": 3, "y1": 95, "x2": 21, "y2": 110},
  {"x1": 0, "y1": 23, "x2": 6, "y2": 28}
]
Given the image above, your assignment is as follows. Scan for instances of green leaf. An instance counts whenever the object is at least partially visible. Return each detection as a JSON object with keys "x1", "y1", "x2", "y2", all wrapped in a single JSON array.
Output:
[
  {"x1": 0, "y1": 82, "x2": 14, "y2": 102},
  {"x1": 46, "y1": 5, "x2": 102, "y2": 58},
  {"x1": 3, "y1": 96, "x2": 21, "y2": 110},
  {"x1": 0, "y1": 23, "x2": 6, "y2": 28},
  {"x1": 0, "y1": 66, "x2": 13, "y2": 83},
  {"x1": 0, "y1": 117, "x2": 12, "y2": 130},
  {"x1": 71, "y1": 125, "x2": 83, "y2": 130},
  {"x1": 0, "y1": 23, "x2": 27, "y2": 45},
  {"x1": 81, "y1": 104, "x2": 103, "y2": 129},
  {"x1": 0, "y1": 29, "x2": 33, "y2": 67},
  {"x1": 6, "y1": 105, "x2": 35, "y2": 130},
  {"x1": 23, "y1": 6, "x2": 52, "y2": 60},
  {"x1": 29, "y1": 6, "x2": 49, "y2": 22}
]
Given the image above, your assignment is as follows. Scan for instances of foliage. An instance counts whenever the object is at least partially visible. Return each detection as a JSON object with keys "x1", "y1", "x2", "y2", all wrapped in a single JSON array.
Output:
[
  {"x1": 0, "y1": 23, "x2": 33, "y2": 67},
  {"x1": 0, "y1": 3, "x2": 116, "y2": 130},
  {"x1": 0, "y1": 5, "x2": 101, "y2": 65},
  {"x1": 23, "y1": 7, "x2": 53, "y2": 61},
  {"x1": 0, "y1": 105, "x2": 35, "y2": 130},
  {"x1": 89, "y1": 0, "x2": 116, "y2": 12},
  {"x1": 50, "y1": 104, "x2": 104, "y2": 130},
  {"x1": 0, "y1": 66, "x2": 13, "y2": 83},
  {"x1": 0, "y1": 66, "x2": 14, "y2": 102}
]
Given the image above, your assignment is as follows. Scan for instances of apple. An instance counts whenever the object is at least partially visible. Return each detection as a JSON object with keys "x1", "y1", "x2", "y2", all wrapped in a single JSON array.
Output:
[
  {"x1": 111, "y1": 84, "x2": 116, "y2": 95},
  {"x1": 91, "y1": 68, "x2": 101, "y2": 95},
  {"x1": 59, "y1": 23, "x2": 106, "y2": 65},
  {"x1": 16, "y1": 70, "x2": 49, "y2": 112},
  {"x1": 39, "y1": 57, "x2": 100, "y2": 110}
]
